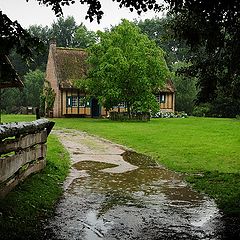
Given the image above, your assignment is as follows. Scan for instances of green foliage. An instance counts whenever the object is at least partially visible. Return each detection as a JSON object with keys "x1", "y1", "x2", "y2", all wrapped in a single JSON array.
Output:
[
  {"x1": 22, "y1": 69, "x2": 45, "y2": 108},
  {"x1": 87, "y1": 19, "x2": 170, "y2": 115},
  {"x1": 137, "y1": 17, "x2": 190, "y2": 67},
  {"x1": 1, "y1": 70, "x2": 45, "y2": 114},
  {"x1": 0, "y1": 88, "x2": 23, "y2": 114},
  {"x1": 0, "y1": 134, "x2": 70, "y2": 239},
  {"x1": 50, "y1": 16, "x2": 78, "y2": 47},
  {"x1": 192, "y1": 103, "x2": 211, "y2": 117},
  {"x1": 74, "y1": 24, "x2": 98, "y2": 48},
  {"x1": 172, "y1": 61, "x2": 198, "y2": 114},
  {"x1": 0, "y1": 12, "x2": 45, "y2": 58},
  {"x1": 210, "y1": 88, "x2": 240, "y2": 118},
  {"x1": 73, "y1": 78, "x2": 90, "y2": 93},
  {"x1": 42, "y1": 81, "x2": 56, "y2": 116},
  {"x1": 167, "y1": 1, "x2": 240, "y2": 117}
]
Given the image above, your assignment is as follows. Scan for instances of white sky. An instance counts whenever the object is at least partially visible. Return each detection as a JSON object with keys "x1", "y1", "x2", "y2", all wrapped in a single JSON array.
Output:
[{"x1": 1, "y1": 0, "x2": 165, "y2": 31}]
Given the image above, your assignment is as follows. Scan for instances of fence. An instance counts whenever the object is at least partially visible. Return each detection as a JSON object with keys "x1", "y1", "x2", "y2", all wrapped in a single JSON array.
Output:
[{"x1": 0, "y1": 119, "x2": 54, "y2": 198}]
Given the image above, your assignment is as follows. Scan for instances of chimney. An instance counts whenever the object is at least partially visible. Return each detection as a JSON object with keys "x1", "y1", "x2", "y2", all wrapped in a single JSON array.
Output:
[{"x1": 49, "y1": 38, "x2": 56, "y2": 50}]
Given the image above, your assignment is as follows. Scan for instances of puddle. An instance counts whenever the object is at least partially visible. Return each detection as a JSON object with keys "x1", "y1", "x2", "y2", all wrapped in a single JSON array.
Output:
[{"x1": 44, "y1": 130, "x2": 240, "y2": 239}]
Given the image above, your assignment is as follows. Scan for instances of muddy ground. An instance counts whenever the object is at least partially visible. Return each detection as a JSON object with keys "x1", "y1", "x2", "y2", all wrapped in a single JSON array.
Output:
[{"x1": 43, "y1": 129, "x2": 239, "y2": 240}]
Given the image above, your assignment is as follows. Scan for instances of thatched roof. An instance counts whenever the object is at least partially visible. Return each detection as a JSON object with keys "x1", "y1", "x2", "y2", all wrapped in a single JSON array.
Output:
[
  {"x1": 52, "y1": 46, "x2": 175, "y2": 93},
  {"x1": 54, "y1": 47, "x2": 88, "y2": 89},
  {"x1": 163, "y1": 80, "x2": 175, "y2": 93},
  {"x1": 0, "y1": 55, "x2": 23, "y2": 89}
]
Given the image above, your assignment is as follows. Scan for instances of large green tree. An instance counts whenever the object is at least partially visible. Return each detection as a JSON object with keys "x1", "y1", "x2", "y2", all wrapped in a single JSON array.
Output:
[
  {"x1": 87, "y1": 20, "x2": 170, "y2": 116},
  {"x1": 166, "y1": 1, "x2": 240, "y2": 116}
]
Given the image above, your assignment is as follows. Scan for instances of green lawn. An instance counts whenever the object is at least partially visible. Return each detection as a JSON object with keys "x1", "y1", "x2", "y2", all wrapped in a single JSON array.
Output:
[
  {"x1": 1, "y1": 114, "x2": 240, "y2": 214},
  {"x1": 43, "y1": 116, "x2": 240, "y2": 174},
  {"x1": 52, "y1": 116, "x2": 240, "y2": 214}
]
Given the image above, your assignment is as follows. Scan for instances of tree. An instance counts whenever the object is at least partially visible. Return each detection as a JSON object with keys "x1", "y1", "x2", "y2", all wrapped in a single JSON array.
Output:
[
  {"x1": 22, "y1": 69, "x2": 45, "y2": 108},
  {"x1": 165, "y1": 1, "x2": 240, "y2": 116},
  {"x1": 0, "y1": 88, "x2": 23, "y2": 114},
  {"x1": 1, "y1": 0, "x2": 162, "y2": 59},
  {"x1": 74, "y1": 24, "x2": 98, "y2": 48},
  {"x1": 87, "y1": 20, "x2": 170, "y2": 116},
  {"x1": 171, "y1": 62, "x2": 198, "y2": 114},
  {"x1": 50, "y1": 16, "x2": 78, "y2": 47},
  {"x1": 0, "y1": 11, "x2": 45, "y2": 58},
  {"x1": 137, "y1": 17, "x2": 190, "y2": 67}
]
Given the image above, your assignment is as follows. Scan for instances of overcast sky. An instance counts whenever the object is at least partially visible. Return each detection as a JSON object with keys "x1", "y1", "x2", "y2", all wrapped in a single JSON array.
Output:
[{"x1": 1, "y1": 0, "x2": 165, "y2": 31}]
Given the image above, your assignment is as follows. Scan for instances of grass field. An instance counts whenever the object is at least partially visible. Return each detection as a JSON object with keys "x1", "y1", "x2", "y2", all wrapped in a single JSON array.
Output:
[{"x1": 1, "y1": 114, "x2": 240, "y2": 214}]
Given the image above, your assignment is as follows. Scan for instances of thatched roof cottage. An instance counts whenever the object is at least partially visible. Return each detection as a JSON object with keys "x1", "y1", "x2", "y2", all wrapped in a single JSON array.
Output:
[{"x1": 45, "y1": 41, "x2": 175, "y2": 118}]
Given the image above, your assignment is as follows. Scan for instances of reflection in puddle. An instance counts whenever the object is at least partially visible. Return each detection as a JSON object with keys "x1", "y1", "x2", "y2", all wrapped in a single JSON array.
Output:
[
  {"x1": 83, "y1": 211, "x2": 112, "y2": 240},
  {"x1": 46, "y1": 151, "x2": 232, "y2": 239}
]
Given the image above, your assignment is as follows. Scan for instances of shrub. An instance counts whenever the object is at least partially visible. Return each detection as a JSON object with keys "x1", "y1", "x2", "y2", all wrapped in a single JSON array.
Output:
[
  {"x1": 192, "y1": 103, "x2": 211, "y2": 117},
  {"x1": 109, "y1": 111, "x2": 150, "y2": 121},
  {"x1": 151, "y1": 111, "x2": 188, "y2": 118}
]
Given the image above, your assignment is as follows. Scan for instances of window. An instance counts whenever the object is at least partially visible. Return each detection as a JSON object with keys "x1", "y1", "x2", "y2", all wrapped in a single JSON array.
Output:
[
  {"x1": 118, "y1": 102, "x2": 126, "y2": 108},
  {"x1": 160, "y1": 93, "x2": 166, "y2": 103},
  {"x1": 78, "y1": 97, "x2": 86, "y2": 107},
  {"x1": 156, "y1": 93, "x2": 166, "y2": 103},
  {"x1": 72, "y1": 96, "x2": 78, "y2": 107},
  {"x1": 66, "y1": 96, "x2": 86, "y2": 107},
  {"x1": 67, "y1": 96, "x2": 72, "y2": 107}
]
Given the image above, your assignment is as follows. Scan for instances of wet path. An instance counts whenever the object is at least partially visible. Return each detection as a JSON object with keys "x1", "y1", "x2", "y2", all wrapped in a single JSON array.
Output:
[{"x1": 44, "y1": 129, "x2": 233, "y2": 239}]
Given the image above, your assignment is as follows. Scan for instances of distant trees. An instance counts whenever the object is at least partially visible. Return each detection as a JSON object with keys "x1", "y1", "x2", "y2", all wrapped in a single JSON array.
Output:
[
  {"x1": 22, "y1": 70, "x2": 45, "y2": 108},
  {"x1": 74, "y1": 24, "x2": 98, "y2": 48},
  {"x1": 1, "y1": 69, "x2": 44, "y2": 113},
  {"x1": 87, "y1": 20, "x2": 170, "y2": 116},
  {"x1": 1, "y1": 16, "x2": 98, "y2": 113},
  {"x1": 0, "y1": 0, "x2": 162, "y2": 67},
  {"x1": 137, "y1": 17, "x2": 189, "y2": 67},
  {"x1": 171, "y1": 62, "x2": 198, "y2": 114},
  {"x1": 51, "y1": 16, "x2": 78, "y2": 47}
]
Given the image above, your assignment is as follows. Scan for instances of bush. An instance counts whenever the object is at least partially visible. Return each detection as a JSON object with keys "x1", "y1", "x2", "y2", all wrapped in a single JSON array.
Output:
[
  {"x1": 192, "y1": 103, "x2": 211, "y2": 117},
  {"x1": 151, "y1": 111, "x2": 188, "y2": 118},
  {"x1": 109, "y1": 111, "x2": 150, "y2": 121}
]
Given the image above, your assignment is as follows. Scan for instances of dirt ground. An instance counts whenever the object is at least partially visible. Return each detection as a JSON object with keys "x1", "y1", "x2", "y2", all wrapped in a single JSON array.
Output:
[{"x1": 43, "y1": 129, "x2": 239, "y2": 240}]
